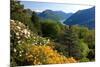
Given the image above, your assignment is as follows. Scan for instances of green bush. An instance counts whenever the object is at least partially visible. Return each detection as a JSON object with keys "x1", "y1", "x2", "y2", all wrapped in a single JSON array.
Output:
[
  {"x1": 41, "y1": 20, "x2": 61, "y2": 39},
  {"x1": 80, "y1": 58, "x2": 90, "y2": 62},
  {"x1": 87, "y1": 49, "x2": 95, "y2": 61},
  {"x1": 54, "y1": 43, "x2": 69, "y2": 57},
  {"x1": 11, "y1": 0, "x2": 38, "y2": 34},
  {"x1": 79, "y1": 40, "x2": 89, "y2": 58}
]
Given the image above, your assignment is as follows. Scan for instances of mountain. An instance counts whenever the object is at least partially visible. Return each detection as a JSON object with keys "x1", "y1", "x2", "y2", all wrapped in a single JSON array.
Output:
[
  {"x1": 64, "y1": 7, "x2": 95, "y2": 29},
  {"x1": 37, "y1": 10, "x2": 73, "y2": 22}
]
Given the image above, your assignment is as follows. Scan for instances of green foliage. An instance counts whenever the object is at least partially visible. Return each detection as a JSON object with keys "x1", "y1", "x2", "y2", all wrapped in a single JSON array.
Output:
[
  {"x1": 41, "y1": 20, "x2": 61, "y2": 39},
  {"x1": 11, "y1": 0, "x2": 24, "y2": 19},
  {"x1": 10, "y1": 20, "x2": 51, "y2": 66},
  {"x1": 11, "y1": 0, "x2": 24, "y2": 13},
  {"x1": 10, "y1": 0, "x2": 95, "y2": 65},
  {"x1": 11, "y1": 0, "x2": 37, "y2": 34},
  {"x1": 39, "y1": 10, "x2": 61, "y2": 21},
  {"x1": 75, "y1": 26, "x2": 95, "y2": 49},
  {"x1": 70, "y1": 25, "x2": 89, "y2": 39},
  {"x1": 84, "y1": 30, "x2": 95, "y2": 49},
  {"x1": 10, "y1": 20, "x2": 32, "y2": 66},
  {"x1": 62, "y1": 26, "x2": 80, "y2": 58},
  {"x1": 10, "y1": 56, "x2": 17, "y2": 67},
  {"x1": 87, "y1": 49, "x2": 95, "y2": 61},
  {"x1": 52, "y1": 42, "x2": 69, "y2": 57},
  {"x1": 79, "y1": 40, "x2": 89, "y2": 58},
  {"x1": 23, "y1": 9, "x2": 33, "y2": 17},
  {"x1": 79, "y1": 57, "x2": 90, "y2": 62},
  {"x1": 31, "y1": 11, "x2": 41, "y2": 35}
]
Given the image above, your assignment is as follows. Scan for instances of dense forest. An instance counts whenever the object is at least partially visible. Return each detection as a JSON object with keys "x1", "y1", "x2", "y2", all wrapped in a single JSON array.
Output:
[{"x1": 10, "y1": 0, "x2": 95, "y2": 67}]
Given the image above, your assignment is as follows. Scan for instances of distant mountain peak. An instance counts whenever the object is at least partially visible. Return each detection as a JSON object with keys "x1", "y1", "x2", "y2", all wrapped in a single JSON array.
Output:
[
  {"x1": 64, "y1": 7, "x2": 95, "y2": 29},
  {"x1": 43, "y1": 9, "x2": 53, "y2": 12},
  {"x1": 37, "y1": 9, "x2": 73, "y2": 22}
]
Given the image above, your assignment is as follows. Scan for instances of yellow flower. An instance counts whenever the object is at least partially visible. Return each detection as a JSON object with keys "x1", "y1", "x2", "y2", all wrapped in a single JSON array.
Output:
[{"x1": 26, "y1": 45, "x2": 77, "y2": 65}]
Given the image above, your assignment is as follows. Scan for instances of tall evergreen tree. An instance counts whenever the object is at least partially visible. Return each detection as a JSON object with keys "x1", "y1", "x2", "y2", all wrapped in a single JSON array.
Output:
[{"x1": 63, "y1": 26, "x2": 81, "y2": 58}]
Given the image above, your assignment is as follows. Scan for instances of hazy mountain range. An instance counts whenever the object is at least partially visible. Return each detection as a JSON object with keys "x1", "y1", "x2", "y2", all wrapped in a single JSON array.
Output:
[
  {"x1": 37, "y1": 10, "x2": 73, "y2": 22},
  {"x1": 64, "y1": 7, "x2": 95, "y2": 29},
  {"x1": 35, "y1": 6, "x2": 95, "y2": 29}
]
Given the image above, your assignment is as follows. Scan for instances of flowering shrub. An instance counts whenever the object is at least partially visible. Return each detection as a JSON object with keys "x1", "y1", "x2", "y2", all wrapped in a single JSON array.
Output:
[
  {"x1": 26, "y1": 45, "x2": 77, "y2": 65},
  {"x1": 10, "y1": 20, "x2": 50, "y2": 45},
  {"x1": 31, "y1": 36, "x2": 50, "y2": 45},
  {"x1": 10, "y1": 20, "x2": 31, "y2": 44},
  {"x1": 10, "y1": 20, "x2": 51, "y2": 65},
  {"x1": 10, "y1": 20, "x2": 77, "y2": 66}
]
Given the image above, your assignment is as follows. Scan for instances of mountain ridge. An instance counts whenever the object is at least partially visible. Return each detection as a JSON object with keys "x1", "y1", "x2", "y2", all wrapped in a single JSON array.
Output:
[
  {"x1": 64, "y1": 7, "x2": 95, "y2": 29},
  {"x1": 37, "y1": 9, "x2": 73, "y2": 22}
]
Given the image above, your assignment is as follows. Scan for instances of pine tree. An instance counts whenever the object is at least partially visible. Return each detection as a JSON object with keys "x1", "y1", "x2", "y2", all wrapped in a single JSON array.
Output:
[{"x1": 63, "y1": 26, "x2": 80, "y2": 58}]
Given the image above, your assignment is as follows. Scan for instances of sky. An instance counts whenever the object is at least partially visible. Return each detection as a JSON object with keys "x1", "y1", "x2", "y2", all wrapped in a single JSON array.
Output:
[{"x1": 20, "y1": 0, "x2": 95, "y2": 13}]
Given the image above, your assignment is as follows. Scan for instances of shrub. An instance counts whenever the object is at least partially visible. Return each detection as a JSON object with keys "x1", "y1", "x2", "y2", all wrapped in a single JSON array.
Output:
[
  {"x1": 79, "y1": 40, "x2": 89, "y2": 58},
  {"x1": 87, "y1": 49, "x2": 95, "y2": 61},
  {"x1": 26, "y1": 45, "x2": 77, "y2": 65},
  {"x1": 10, "y1": 20, "x2": 51, "y2": 66},
  {"x1": 79, "y1": 58, "x2": 89, "y2": 62},
  {"x1": 41, "y1": 20, "x2": 61, "y2": 39}
]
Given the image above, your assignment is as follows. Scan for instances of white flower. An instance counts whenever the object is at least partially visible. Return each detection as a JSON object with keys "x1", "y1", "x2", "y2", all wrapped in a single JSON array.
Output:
[
  {"x1": 16, "y1": 26, "x2": 21, "y2": 30},
  {"x1": 25, "y1": 35, "x2": 28, "y2": 39},
  {"x1": 10, "y1": 20, "x2": 14, "y2": 22},
  {"x1": 28, "y1": 31, "x2": 30, "y2": 35},
  {"x1": 10, "y1": 20, "x2": 16, "y2": 25},
  {"x1": 48, "y1": 39, "x2": 50, "y2": 42},
  {"x1": 16, "y1": 32, "x2": 19, "y2": 36},
  {"x1": 18, "y1": 41, "x2": 21, "y2": 44},
  {"x1": 17, "y1": 36, "x2": 20, "y2": 39},
  {"x1": 27, "y1": 35, "x2": 30, "y2": 38},
  {"x1": 19, "y1": 51, "x2": 22, "y2": 54},
  {"x1": 19, "y1": 54, "x2": 22, "y2": 57},
  {"x1": 18, "y1": 22, "x2": 23, "y2": 26},
  {"x1": 35, "y1": 43, "x2": 37, "y2": 45},
  {"x1": 23, "y1": 29, "x2": 28, "y2": 34},
  {"x1": 14, "y1": 48, "x2": 16, "y2": 52}
]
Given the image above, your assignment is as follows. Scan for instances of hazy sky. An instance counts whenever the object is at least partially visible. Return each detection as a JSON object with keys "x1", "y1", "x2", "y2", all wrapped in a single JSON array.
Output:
[{"x1": 20, "y1": 1, "x2": 94, "y2": 13}]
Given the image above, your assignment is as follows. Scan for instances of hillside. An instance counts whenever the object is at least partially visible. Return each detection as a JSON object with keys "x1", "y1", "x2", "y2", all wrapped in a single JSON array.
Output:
[
  {"x1": 37, "y1": 10, "x2": 73, "y2": 22},
  {"x1": 10, "y1": 20, "x2": 77, "y2": 66},
  {"x1": 11, "y1": 0, "x2": 95, "y2": 66},
  {"x1": 64, "y1": 7, "x2": 95, "y2": 29}
]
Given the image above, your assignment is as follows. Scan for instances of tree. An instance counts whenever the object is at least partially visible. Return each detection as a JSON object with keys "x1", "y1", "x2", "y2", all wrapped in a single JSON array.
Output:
[
  {"x1": 40, "y1": 20, "x2": 61, "y2": 39},
  {"x1": 79, "y1": 28, "x2": 95, "y2": 61},
  {"x1": 84, "y1": 30, "x2": 95, "y2": 49},
  {"x1": 79, "y1": 40, "x2": 89, "y2": 58},
  {"x1": 11, "y1": 0, "x2": 24, "y2": 17},
  {"x1": 31, "y1": 11, "x2": 41, "y2": 35},
  {"x1": 63, "y1": 26, "x2": 81, "y2": 58},
  {"x1": 87, "y1": 49, "x2": 95, "y2": 61},
  {"x1": 10, "y1": 0, "x2": 38, "y2": 33}
]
